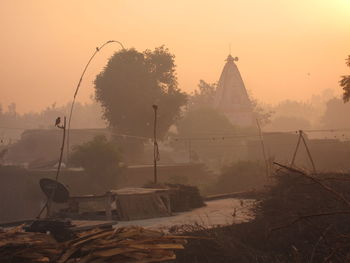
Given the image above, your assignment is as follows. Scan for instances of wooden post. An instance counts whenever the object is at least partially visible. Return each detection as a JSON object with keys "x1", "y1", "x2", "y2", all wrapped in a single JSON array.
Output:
[
  {"x1": 290, "y1": 130, "x2": 316, "y2": 173},
  {"x1": 46, "y1": 198, "x2": 52, "y2": 218},
  {"x1": 291, "y1": 130, "x2": 302, "y2": 166},
  {"x1": 164, "y1": 193, "x2": 171, "y2": 215},
  {"x1": 300, "y1": 131, "x2": 317, "y2": 173},
  {"x1": 152, "y1": 105, "x2": 158, "y2": 184},
  {"x1": 256, "y1": 119, "x2": 269, "y2": 177},
  {"x1": 105, "y1": 192, "x2": 112, "y2": 220}
]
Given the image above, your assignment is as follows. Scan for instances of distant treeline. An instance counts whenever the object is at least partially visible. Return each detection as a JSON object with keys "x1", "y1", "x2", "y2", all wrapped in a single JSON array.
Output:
[
  {"x1": 0, "y1": 101, "x2": 106, "y2": 141},
  {"x1": 264, "y1": 90, "x2": 350, "y2": 131},
  {"x1": 1, "y1": 88, "x2": 349, "y2": 142}
]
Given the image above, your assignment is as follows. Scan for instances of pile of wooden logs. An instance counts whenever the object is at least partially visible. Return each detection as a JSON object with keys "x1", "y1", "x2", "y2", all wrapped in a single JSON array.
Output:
[
  {"x1": 0, "y1": 225, "x2": 61, "y2": 262},
  {"x1": 0, "y1": 225, "x2": 189, "y2": 262}
]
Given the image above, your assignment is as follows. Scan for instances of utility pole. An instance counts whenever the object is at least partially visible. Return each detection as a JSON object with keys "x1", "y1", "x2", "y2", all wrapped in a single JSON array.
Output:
[{"x1": 152, "y1": 105, "x2": 159, "y2": 184}]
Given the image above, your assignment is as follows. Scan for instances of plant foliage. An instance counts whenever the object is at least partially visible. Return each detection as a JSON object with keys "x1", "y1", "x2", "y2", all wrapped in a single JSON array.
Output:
[
  {"x1": 340, "y1": 55, "x2": 350, "y2": 102},
  {"x1": 70, "y1": 135, "x2": 121, "y2": 192},
  {"x1": 94, "y1": 46, "x2": 187, "y2": 138}
]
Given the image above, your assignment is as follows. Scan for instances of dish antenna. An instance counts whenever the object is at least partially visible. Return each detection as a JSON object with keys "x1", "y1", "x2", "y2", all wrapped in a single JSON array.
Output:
[{"x1": 40, "y1": 178, "x2": 69, "y2": 203}]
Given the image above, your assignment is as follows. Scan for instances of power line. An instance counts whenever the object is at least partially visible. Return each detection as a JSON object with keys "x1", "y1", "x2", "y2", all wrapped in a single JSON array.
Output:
[
  {"x1": 303, "y1": 128, "x2": 350, "y2": 133},
  {"x1": 70, "y1": 128, "x2": 151, "y2": 140},
  {"x1": 0, "y1": 126, "x2": 28, "y2": 130},
  {"x1": 1, "y1": 125, "x2": 350, "y2": 142}
]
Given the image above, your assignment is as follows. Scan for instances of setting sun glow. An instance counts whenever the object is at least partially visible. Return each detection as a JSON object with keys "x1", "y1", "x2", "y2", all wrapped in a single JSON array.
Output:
[{"x1": 0, "y1": 0, "x2": 349, "y2": 112}]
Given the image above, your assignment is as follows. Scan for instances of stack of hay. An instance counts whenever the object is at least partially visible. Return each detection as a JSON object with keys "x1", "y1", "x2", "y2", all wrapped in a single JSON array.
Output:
[{"x1": 0, "y1": 225, "x2": 188, "y2": 263}]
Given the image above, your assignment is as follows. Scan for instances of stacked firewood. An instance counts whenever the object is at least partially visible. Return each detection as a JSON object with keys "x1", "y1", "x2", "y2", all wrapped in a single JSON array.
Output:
[
  {"x1": 0, "y1": 225, "x2": 189, "y2": 262},
  {"x1": 59, "y1": 226, "x2": 187, "y2": 262},
  {"x1": 0, "y1": 225, "x2": 61, "y2": 262}
]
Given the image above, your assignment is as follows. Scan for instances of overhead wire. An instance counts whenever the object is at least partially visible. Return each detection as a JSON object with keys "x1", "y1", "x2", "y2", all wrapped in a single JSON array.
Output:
[{"x1": 1, "y1": 126, "x2": 350, "y2": 143}]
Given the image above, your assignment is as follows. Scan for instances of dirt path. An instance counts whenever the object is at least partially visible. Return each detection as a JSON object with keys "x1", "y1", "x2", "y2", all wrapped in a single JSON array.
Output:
[{"x1": 116, "y1": 198, "x2": 255, "y2": 230}]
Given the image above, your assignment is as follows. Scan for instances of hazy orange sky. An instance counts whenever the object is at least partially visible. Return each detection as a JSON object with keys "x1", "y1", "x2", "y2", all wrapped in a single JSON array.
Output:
[{"x1": 1, "y1": 0, "x2": 350, "y2": 113}]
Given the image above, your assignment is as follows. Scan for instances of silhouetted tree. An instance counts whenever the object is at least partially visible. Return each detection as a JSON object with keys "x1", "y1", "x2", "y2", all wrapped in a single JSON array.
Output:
[
  {"x1": 176, "y1": 107, "x2": 235, "y2": 138},
  {"x1": 188, "y1": 80, "x2": 217, "y2": 110},
  {"x1": 340, "y1": 55, "x2": 350, "y2": 102},
  {"x1": 94, "y1": 46, "x2": 187, "y2": 138},
  {"x1": 272, "y1": 100, "x2": 316, "y2": 120},
  {"x1": 250, "y1": 98, "x2": 273, "y2": 126},
  {"x1": 188, "y1": 80, "x2": 272, "y2": 126},
  {"x1": 70, "y1": 135, "x2": 121, "y2": 192},
  {"x1": 265, "y1": 116, "x2": 311, "y2": 131},
  {"x1": 321, "y1": 98, "x2": 350, "y2": 128},
  {"x1": 173, "y1": 107, "x2": 247, "y2": 168},
  {"x1": 210, "y1": 160, "x2": 266, "y2": 194}
]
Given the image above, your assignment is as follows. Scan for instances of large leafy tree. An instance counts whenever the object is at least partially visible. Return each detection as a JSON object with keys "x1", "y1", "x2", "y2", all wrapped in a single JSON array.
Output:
[
  {"x1": 340, "y1": 55, "x2": 350, "y2": 102},
  {"x1": 94, "y1": 46, "x2": 187, "y2": 138}
]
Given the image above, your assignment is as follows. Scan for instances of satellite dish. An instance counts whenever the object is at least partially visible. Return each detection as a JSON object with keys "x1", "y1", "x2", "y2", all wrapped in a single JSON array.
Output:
[{"x1": 40, "y1": 178, "x2": 69, "y2": 203}]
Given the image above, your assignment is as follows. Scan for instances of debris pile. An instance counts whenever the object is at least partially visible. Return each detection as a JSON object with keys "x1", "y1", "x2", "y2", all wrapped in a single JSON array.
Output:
[
  {"x1": 167, "y1": 184, "x2": 205, "y2": 212},
  {"x1": 0, "y1": 226, "x2": 61, "y2": 263},
  {"x1": 0, "y1": 225, "x2": 188, "y2": 263},
  {"x1": 144, "y1": 183, "x2": 205, "y2": 212},
  {"x1": 173, "y1": 165, "x2": 350, "y2": 262}
]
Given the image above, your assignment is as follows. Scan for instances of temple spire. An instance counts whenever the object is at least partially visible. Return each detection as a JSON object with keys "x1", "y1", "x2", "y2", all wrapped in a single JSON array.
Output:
[{"x1": 214, "y1": 55, "x2": 254, "y2": 126}]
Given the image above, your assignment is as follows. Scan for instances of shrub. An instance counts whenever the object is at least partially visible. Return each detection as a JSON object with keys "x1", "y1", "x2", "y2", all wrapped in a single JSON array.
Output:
[
  {"x1": 70, "y1": 135, "x2": 121, "y2": 193},
  {"x1": 210, "y1": 160, "x2": 266, "y2": 194}
]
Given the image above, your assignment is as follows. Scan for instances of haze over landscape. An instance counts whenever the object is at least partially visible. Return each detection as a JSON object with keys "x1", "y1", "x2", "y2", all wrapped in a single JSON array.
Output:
[
  {"x1": 3, "y1": 2, "x2": 350, "y2": 262},
  {"x1": 1, "y1": 0, "x2": 350, "y2": 113}
]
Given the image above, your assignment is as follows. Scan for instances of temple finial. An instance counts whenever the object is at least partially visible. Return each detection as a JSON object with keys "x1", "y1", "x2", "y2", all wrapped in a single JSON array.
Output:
[
  {"x1": 226, "y1": 54, "x2": 239, "y2": 62},
  {"x1": 227, "y1": 44, "x2": 238, "y2": 62}
]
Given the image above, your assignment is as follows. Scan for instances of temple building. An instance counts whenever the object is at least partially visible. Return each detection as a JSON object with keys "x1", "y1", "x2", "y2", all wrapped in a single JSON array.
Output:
[{"x1": 214, "y1": 55, "x2": 254, "y2": 127}]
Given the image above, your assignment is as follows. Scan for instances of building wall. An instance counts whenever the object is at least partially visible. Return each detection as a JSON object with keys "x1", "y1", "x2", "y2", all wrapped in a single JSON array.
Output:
[{"x1": 0, "y1": 163, "x2": 212, "y2": 223}]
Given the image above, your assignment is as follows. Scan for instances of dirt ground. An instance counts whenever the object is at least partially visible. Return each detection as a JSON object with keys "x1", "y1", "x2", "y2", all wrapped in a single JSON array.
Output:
[{"x1": 115, "y1": 198, "x2": 255, "y2": 231}]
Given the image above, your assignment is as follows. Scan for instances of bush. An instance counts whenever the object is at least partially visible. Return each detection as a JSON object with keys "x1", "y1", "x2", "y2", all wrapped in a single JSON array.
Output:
[
  {"x1": 209, "y1": 161, "x2": 267, "y2": 194},
  {"x1": 174, "y1": 169, "x2": 350, "y2": 262},
  {"x1": 70, "y1": 135, "x2": 121, "y2": 193}
]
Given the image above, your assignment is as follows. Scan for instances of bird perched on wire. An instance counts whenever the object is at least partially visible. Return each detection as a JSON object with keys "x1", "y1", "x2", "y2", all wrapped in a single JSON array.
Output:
[{"x1": 55, "y1": 117, "x2": 61, "y2": 127}]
